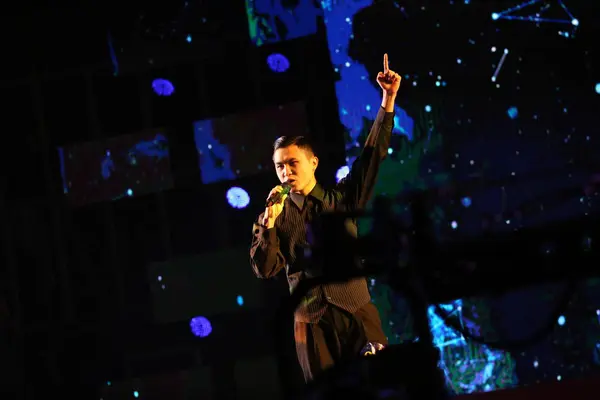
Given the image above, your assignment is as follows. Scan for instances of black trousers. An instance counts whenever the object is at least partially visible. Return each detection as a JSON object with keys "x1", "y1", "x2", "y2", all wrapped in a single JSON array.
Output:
[{"x1": 294, "y1": 302, "x2": 387, "y2": 382}]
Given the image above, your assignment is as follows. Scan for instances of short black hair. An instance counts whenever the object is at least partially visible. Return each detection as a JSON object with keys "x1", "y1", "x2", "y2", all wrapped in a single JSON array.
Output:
[{"x1": 273, "y1": 136, "x2": 315, "y2": 156}]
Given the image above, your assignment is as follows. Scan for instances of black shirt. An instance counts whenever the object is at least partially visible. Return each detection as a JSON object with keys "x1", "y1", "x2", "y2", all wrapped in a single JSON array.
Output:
[{"x1": 250, "y1": 107, "x2": 394, "y2": 323}]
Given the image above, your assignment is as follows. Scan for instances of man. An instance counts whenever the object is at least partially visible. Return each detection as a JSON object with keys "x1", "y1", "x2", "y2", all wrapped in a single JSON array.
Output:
[{"x1": 250, "y1": 54, "x2": 401, "y2": 382}]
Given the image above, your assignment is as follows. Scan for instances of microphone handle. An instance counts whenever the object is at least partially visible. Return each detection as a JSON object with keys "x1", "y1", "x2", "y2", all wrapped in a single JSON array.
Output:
[{"x1": 265, "y1": 186, "x2": 290, "y2": 207}]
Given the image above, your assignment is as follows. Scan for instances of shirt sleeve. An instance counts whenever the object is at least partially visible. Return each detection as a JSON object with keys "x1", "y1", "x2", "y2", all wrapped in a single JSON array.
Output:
[
  {"x1": 249, "y1": 213, "x2": 287, "y2": 279},
  {"x1": 339, "y1": 106, "x2": 395, "y2": 209}
]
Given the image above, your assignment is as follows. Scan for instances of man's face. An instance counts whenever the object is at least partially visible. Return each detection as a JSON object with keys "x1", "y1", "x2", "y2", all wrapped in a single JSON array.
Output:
[{"x1": 273, "y1": 145, "x2": 318, "y2": 194}]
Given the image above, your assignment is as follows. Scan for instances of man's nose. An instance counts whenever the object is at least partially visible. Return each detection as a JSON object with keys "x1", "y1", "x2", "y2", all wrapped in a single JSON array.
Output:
[{"x1": 283, "y1": 165, "x2": 292, "y2": 176}]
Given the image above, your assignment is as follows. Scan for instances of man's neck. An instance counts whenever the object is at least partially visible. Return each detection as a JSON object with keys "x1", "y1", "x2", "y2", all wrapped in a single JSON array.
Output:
[{"x1": 299, "y1": 178, "x2": 317, "y2": 196}]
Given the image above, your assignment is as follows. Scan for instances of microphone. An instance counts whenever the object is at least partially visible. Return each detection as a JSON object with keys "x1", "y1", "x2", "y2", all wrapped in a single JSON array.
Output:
[{"x1": 265, "y1": 182, "x2": 292, "y2": 207}]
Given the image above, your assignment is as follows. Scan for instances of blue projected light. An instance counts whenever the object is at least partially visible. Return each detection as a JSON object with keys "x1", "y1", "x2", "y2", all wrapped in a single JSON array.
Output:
[
  {"x1": 507, "y1": 107, "x2": 519, "y2": 119},
  {"x1": 226, "y1": 187, "x2": 251, "y2": 209},
  {"x1": 267, "y1": 53, "x2": 290, "y2": 72},
  {"x1": 491, "y1": 0, "x2": 579, "y2": 37},
  {"x1": 152, "y1": 78, "x2": 175, "y2": 96},
  {"x1": 461, "y1": 197, "x2": 472, "y2": 208},
  {"x1": 323, "y1": 1, "x2": 516, "y2": 394},
  {"x1": 193, "y1": 120, "x2": 236, "y2": 184},
  {"x1": 190, "y1": 316, "x2": 212, "y2": 338},
  {"x1": 428, "y1": 301, "x2": 511, "y2": 393},
  {"x1": 246, "y1": 0, "x2": 323, "y2": 46},
  {"x1": 336, "y1": 166, "x2": 350, "y2": 183},
  {"x1": 58, "y1": 132, "x2": 172, "y2": 206},
  {"x1": 237, "y1": 295, "x2": 244, "y2": 306},
  {"x1": 322, "y1": 0, "x2": 414, "y2": 169},
  {"x1": 192, "y1": 103, "x2": 309, "y2": 185},
  {"x1": 595, "y1": 83, "x2": 600, "y2": 94}
]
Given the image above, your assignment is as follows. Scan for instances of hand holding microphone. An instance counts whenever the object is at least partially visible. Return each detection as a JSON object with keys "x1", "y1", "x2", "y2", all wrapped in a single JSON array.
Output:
[{"x1": 262, "y1": 182, "x2": 291, "y2": 228}]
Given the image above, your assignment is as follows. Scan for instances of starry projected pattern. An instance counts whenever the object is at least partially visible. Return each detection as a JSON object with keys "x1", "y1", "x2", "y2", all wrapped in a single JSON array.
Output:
[
  {"x1": 193, "y1": 101, "x2": 308, "y2": 184},
  {"x1": 491, "y1": 0, "x2": 579, "y2": 39},
  {"x1": 322, "y1": 0, "x2": 599, "y2": 395},
  {"x1": 245, "y1": 0, "x2": 323, "y2": 46},
  {"x1": 57, "y1": 130, "x2": 173, "y2": 206}
]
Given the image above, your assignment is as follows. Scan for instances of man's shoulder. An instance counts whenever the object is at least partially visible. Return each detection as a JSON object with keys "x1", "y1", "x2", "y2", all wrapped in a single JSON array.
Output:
[{"x1": 318, "y1": 184, "x2": 345, "y2": 203}]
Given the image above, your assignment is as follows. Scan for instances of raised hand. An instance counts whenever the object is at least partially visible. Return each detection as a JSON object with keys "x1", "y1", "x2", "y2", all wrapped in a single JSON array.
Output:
[
  {"x1": 376, "y1": 53, "x2": 401, "y2": 96},
  {"x1": 262, "y1": 185, "x2": 288, "y2": 228}
]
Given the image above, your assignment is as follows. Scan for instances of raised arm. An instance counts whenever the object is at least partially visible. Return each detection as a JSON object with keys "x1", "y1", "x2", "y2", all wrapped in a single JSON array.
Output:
[{"x1": 341, "y1": 53, "x2": 401, "y2": 209}]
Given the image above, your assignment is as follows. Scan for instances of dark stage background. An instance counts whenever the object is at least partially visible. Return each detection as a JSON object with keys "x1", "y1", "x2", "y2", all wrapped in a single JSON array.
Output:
[{"x1": 1, "y1": 0, "x2": 599, "y2": 399}]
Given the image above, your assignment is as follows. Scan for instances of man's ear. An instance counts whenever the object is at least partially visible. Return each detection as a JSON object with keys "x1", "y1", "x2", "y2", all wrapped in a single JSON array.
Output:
[{"x1": 312, "y1": 156, "x2": 319, "y2": 172}]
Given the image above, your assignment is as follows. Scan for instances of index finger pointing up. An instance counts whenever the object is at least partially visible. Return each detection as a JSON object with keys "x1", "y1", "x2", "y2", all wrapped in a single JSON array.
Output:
[{"x1": 383, "y1": 53, "x2": 389, "y2": 73}]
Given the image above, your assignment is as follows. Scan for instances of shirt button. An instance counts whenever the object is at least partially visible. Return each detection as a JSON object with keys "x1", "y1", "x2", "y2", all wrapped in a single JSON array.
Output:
[{"x1": 326, "y1": 296, "x2": 332, "y2": 301}]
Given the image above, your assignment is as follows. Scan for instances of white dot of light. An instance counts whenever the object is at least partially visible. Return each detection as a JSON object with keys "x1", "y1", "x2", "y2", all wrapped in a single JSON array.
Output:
[
  {"x1": 450, "y1": 221, "x2": 458, "y2": 229},
  {"x1": 387, "y1": 147, "x2": 393, "y2": 155},
  {"x1": 571, "y1": 19, "x2": 579, "y2": 26},
  {"x1": 557, "y1": 315, "x2": 566, "y2": 325},
  {"x1": 226, "y1": 187, "x2": 250, "y2": 209},
  {"x1": 336, "y1": 165, "x2": 350, "y2": 183},
  {"x1": 491, "y1": 12, "x2": 499, "y2": 20},
  {"x1": 186, "y1": 34, "x2": 192, "y2": 43},
  {"x1": 425, "y1": 105, "x2": 432, "y2": 112},
  {"x1": 134, "y1": 391, "x2": 139, "y2": 398},
  {"x1": 127, "y1": 188, "x2": 133, "y2": 196},
  {"x1": 595, "y1": 83, "x2": 600, "y2": 94},
  {"x1": 190, "y1": 316, "x2": 212, "y2": 338},
  {"x1": 533, "y1": 360, "x2": 539, "y2": 368},
  {"x1": 237, "y1": 295, "x2": 244, "y2": 306}
]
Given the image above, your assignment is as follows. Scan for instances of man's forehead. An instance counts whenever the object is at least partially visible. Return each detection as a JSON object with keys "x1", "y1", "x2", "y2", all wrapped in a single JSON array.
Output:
[{"x1": 273, "y1": 145, "x2": 308, "y2": 162}]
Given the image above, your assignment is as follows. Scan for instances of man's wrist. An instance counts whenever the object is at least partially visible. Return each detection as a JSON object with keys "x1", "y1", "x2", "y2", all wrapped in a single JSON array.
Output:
[{"x1": 381, "y1": 92, "x2": 397, "y2": 112}]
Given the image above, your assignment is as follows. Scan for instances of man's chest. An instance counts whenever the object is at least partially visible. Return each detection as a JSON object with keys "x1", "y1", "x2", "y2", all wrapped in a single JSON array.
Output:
[{"x1": 276, "y1": 198, "x2": 350, "y2": 246}]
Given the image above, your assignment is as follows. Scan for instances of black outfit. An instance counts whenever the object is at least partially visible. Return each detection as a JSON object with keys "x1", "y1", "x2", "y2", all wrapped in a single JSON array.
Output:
[{"x1": 250, "y1": 106, "x2": 394, "y2": 381}]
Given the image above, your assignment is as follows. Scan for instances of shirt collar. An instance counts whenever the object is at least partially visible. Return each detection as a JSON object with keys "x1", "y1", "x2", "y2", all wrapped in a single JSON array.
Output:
[{"x1": 289, "y1": 183, "x2": 325, "y2": 209}]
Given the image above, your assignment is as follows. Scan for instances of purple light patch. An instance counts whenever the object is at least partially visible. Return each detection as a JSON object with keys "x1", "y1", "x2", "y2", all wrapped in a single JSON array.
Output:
[
  {"x1": 266, "y1": 53, "x2": 290, "y2": 73},
  {"x1": 190, "y1": 316, "x2": 212, "y2": 338},
  {"x1": 152, "y1": 78, "x2": 175, "y2": 96}
]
